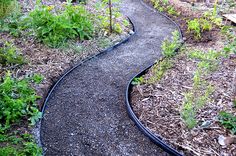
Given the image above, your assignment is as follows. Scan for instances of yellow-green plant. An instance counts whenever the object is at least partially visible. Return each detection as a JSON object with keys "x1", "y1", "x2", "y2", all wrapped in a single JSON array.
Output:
[
  {"x1": 0, "y1": 42, "x2": 25, "y2": 66},
  {"x1": 0, "y1": 0, "x2": 17, "y2": 19}
]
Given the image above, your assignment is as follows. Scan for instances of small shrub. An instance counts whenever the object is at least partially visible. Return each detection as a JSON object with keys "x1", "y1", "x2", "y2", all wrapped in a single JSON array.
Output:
[
  {"x1": 187, "y1": 19, "x2": 201, "y2": 39},
  {"x1": 151, "y1": 0, "x2": 179, "y2": 16},
  {"x1": 0, "y1": 72, "x2": 42, "y2": 132},
  {"x1": 181, "y1": 93, "x2": 197, "y2": 129},
  {"x1": 219, "y1": 111, "x2": 236, "y2": 134},
  {"x1": 24, "y1": 1, "x2": 94, "y2": 47},
  {"x1": 0, "y1": 133, "x2": 42, "y2": 155},
  {"x1": 148, "y1": 59, "x2": 173, "y2": 83},
  {"x1": 0, "y1": 42, "x2": 24, "y2": 66},
  {"x1": 161, "y1": 30, "x2": 181, "y2": 57}
]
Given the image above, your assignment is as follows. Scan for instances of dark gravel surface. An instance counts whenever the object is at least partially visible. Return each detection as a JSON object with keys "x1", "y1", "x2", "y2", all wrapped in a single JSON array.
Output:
[{"x1": 40, "y1": 0, "x2": 178, "y2": 155}]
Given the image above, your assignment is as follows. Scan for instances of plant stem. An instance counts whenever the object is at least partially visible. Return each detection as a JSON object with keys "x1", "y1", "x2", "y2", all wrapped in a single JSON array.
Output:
[{"x1": 109, "y1": 0, "x2": 112, "y2": 33}]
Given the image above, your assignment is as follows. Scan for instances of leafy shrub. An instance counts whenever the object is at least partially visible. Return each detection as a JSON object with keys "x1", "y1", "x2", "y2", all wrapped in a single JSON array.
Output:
[
  {"x1": 161, "y1": 30, "x2": 181, "y2": 57},
  {"x1": 219, "y1": 111, "x2": 236, "y2": 134},
  {"x1": 0, "y1": 42, "x2": 24, "y2": 66},
  {"x1": 0, "y1": 133, "x2": 42, "y2": 156},
  {"x1": 187, "y1": 19, "x2": 201, "y2": 39},
  {"x1": 181, "y1": 85, "x2": 213, "y2": 129},
  {"x1": 24, "y1": 1, "x2": 94, "y2": 47},
  {"x1": 181, "y1": 93, "x2": 197, "y2": 129},
  {"x1": 0, "y1": 72, "x2": 42, "y2": 132},
  {"x1": 148, "y1": 59, "x2": 173, "y2": 83},
  {"x1": 0, "y1": 11, "x2": 22, "y2": 36},
  {"x1": 151, "y1": 0, "x2": 179, "y2": 16}
]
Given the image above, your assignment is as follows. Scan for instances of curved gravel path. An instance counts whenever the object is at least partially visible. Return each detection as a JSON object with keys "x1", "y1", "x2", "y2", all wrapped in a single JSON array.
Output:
[{"x1": 41, "y1": 0, "x2": 178, "y2": 155}]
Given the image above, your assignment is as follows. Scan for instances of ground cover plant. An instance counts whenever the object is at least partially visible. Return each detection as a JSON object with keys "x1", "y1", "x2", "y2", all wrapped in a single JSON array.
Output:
[
  {"x1": 0, "y1": 0, "x2": 132, "y2": 154},
  {"x1": 131, "y1": 0, "x2": 236, "y2": 155}
]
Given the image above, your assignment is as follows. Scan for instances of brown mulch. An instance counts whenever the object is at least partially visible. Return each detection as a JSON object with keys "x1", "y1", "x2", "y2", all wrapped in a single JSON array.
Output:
[{"x1": 131, "y1": 47, "x2": 236, "y2": 155}]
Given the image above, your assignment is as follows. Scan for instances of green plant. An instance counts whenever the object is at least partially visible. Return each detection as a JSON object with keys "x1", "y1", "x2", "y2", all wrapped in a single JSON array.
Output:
[
  {"x1": 188, "y1": 49, "x2": 222, "y2": 61},
  {"x1": 131, "y1": 76, "x2": 144, "y2": 85},
  {"x1": 187, "y1": 19, "x2": 201, "y2": 39},
  {"x1": 167, "y1": 6, "x2": 179, "y2": 16},
  {"x1": 151, "y1": 0, "x2": 179, "y2": 16},
  {"x1": 0, "y1": 72, "x2": 42, "y2": 132},
  {"x1": 0, "y1": 42, "x2": 25, "y2": 66},
  {"x1": 181, "y1": 85, "x2": 213, "y2": 129},
  {"x1": 32, "y1": 74, "x2": 44, "y2": 84},
  {"x1": 224, "y1": 38, "x2": 236, "y2": 54},
  {"x1": 0, "y1": 133, "x2": 42, "y2": 156},
  {"x1": 199, "y1": 18, "x2": 212, "y2": 31},
  {"x1": 0, "y1": 0, "x2": 18, "y2": 19},
  {"x1": 161, "y1": 30, "x2": 180, "y2": 57},
  {"x1": 148, "y1": 59, "x2": 173, "y2": 83},
  {"x1": 203, "y1": 1, "x2": 222, "y2": 27},
  {"x1": 181, "y1": 93, "x2": 197, "y2": 129},
  {"x1": 96, "y1": 0, "x2": 126, "y2": 34},
  {"x1": 219, "y1": 111, "x2": 236, "y2": 134},
  {"x1": 24, "y1": 1, "x2": 94, "y2": 47}
]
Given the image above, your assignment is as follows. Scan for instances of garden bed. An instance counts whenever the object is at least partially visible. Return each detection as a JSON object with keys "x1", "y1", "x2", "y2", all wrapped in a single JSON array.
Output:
[
  {"x1": 0, "y1": 0, "x2": 132, "y2": 154},
  {"x1": 129, "y1": 0, "x2": 236, "y2": 155}
]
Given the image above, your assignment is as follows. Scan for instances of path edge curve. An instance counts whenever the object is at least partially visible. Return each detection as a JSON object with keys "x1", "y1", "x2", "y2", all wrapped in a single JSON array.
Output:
[{"x1": 125, "y1": 1, "x2": 184, "y2": 156}]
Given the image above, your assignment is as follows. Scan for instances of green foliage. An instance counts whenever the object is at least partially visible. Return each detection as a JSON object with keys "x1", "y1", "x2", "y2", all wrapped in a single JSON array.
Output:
[
  {"x1": 148, "y1": 59, "x2": 173, "y2": 83},
  {"x1": 96, "y1": 0, "x2": 126, "y2": 34},
  {"x1": 224, "y1": 38, "x2": 236, "y2": 54},
  {"x1": 151, "y1": 0, "x2": 179, "y2": 16},
  {"x1": 181, "y1": 49, "x2": 219, "y2": 129},
  {"x1": 0, "y1": 72, "x2": 42, "y2": 132},
  {"x1": 0, "y1": 13, "x2": 22, "y2": 36},
  {"x1": 0, "y1": 133, "x2": 42, "y2": 156},
  {"x1": 203, "y1": 1, "x2": 222, "y2": 27},
  {"x1": 32, "y1": 74, "x2": 44, "y2": 84},
  {"x1": 0, "y1": 42, "x2": 24, "y2": 66},
  {"x1": 0, "y1": 0, "x2": 18, "y2": 19},
  {"x1": 161, "y1": 30, "x2": 181, "y2": 57},
  {"x1": 200, "y1": 18, "x2": 212, "y2": 32},
  {"x1": 188, "y1": 49, "x2": 221, "y2": 61},
  {"x1": 188, "y1": 5, "x2": 222, "y2": 40},
  {"x1": 24, "y1": 1, "x2": 94, "y2": 47},
  {"x1": 181, "y1": 85, "x2": 213, "y2": 129},
  {"x1": 132, "y1": 76, "x2": 144, "y2": 85},
  {"x1": 219, "y1": 111, "x2": 236, "y2": 134},
  {"x1": 187, "y1": 19, "x2": 201, "y2": 39},
  {"x1": 181, "y1": 93, "x2": 197, "y2": 129}
]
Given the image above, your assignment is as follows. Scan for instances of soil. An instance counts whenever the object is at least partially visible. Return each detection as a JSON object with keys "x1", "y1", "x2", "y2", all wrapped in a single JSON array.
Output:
[
  {"x1": 130, "y1": 0, "x2": 236, "y2": 155},
  {"x1": 40, "y1": 0, "x2": 180, "y2": 155}
]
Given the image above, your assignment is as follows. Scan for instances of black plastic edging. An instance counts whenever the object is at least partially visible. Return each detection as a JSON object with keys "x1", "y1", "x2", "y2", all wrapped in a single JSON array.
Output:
[
  {"x1": 124, "y1": 1, "x2": 184, "y2": 156},
  {"x1": 39, "y1": 17, "x2": 136, "y2": 154}
]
